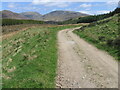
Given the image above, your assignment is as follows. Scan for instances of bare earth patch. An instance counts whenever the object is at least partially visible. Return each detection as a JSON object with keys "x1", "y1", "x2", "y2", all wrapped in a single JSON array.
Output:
[{"x1": 56, "y1": 27, "x2": 118, "y2": 88}]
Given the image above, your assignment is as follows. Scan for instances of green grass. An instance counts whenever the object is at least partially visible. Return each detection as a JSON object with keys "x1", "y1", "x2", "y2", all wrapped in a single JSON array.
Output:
[
  {"x1": 2, "y1": 25, "x2": 80, "y2": 88},
  {"x1": 74, "y1": 14, "x2": 120, "y2": 60},
  {"x1": 2, "y1": 19, "x2": 45, "y2": 26}
]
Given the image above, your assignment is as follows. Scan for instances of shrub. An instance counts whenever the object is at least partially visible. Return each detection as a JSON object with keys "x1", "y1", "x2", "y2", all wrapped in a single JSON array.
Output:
[
  {"x1": 106, "y1": 39, "x2": 113, "y2": 46},
  {"x1": 113, "y1": 37, "x2": 120, "y2": 48},
  {"x1": 98, "y1": 36, "x2": 105, "y2": 41}
]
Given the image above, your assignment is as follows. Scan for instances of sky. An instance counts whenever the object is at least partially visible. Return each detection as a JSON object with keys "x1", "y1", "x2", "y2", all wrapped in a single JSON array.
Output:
[{"x1": 1, "y1": 0, "x2": 119, "y2": 15}]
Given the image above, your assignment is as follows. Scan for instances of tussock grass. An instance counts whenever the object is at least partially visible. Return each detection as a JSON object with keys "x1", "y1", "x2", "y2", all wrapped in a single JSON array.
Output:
[
  {"x1": 74, "y1": 14, "x2": 120, "y2": 60},
  {"x1": 2, "y1": 25, "x2": 80, "y2": 88}
]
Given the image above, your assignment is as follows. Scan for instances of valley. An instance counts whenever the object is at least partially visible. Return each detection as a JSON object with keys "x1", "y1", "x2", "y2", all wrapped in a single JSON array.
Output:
[{"x1": 1, "y1": 3, "x2": 120, "y2": 88}]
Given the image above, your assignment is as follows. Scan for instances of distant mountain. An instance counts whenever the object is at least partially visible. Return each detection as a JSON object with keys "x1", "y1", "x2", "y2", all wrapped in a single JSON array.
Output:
[
  {"x1": 20, "y1": 12, "x2": 42, "y2": 20},
  {"x1": 0, "y1": 10, "x2": 89, "y2": 22},
  {"x1": 0, "y1": 10, "x2": 29, "y2": 19},
  {"x1": 40, "y1": 10, "x2": 89, "y2": 21}
]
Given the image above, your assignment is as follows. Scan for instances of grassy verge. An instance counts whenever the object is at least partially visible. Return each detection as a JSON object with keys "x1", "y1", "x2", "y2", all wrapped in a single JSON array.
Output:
[
  {"x1": 2, "y1": 24, "x2": 80, "y2": 88},
  {"x1": 74, "y1": 14, "x2": 120, "y2": 60},
  {"x1": 2, "y1": 24, "x2": 58, "y2": 35}
]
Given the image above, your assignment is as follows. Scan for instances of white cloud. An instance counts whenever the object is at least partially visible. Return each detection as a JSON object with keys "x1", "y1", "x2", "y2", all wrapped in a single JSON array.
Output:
[
  {"x1": 32, "y1": 0, "x2": 69, "y2": 8},
  {"x1": 79, "y1": 10, "x2": 110, "y2": 15},
  {"x1": 16, "y1": 5, "x2": 41, "y2": 11},
  {"x1": 8, "y1": 3, "x2": 15, "y2": 8},
  {"x1": 96, "y1": 10, "x2": 110, "y2": 14},
  {"x1": 43, "y1": 2, "x2": 69, "y2": 8},
  {"x1": 32, "y1": 0, "x2": 50, "y2": 5},
  {"x1": 106, "y1": 1, "x2": 118, "y2": 6},
  {"x1": 2, "y1": 0, "x2": 120, "y2": 2},
  {"x1": 79, "y1": 11, "x2": 92, "y2": 15},
  {"x1": 79, "y1": 4, "x2": 92, "y2": 8}
]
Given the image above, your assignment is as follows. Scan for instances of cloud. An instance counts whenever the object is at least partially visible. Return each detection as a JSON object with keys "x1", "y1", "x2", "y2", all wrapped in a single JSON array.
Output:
[
  {"x1": 79, "y1": 10, "x2": 92, "y2": 15},
  {"x1": 79, "y1": 4, "x2": 92, "y2": 8},
  {"x1": 8, "y1": 3, "x2": 15, "y2": 8},
  {"x1": 6, "y1": 3, "x2": 42, "y2": 13},
  {"x1": 31, "y1": 0, "x2": 120, "y2": 3},
  {"x1": 32, "y1": 0, "x2": 69, "y2": 8},
  {"x1": 17, "y1": 5, "x2": 41, "y2": 12},
  {"x1": 43, "y1": 2, "x2": 69, "y2": 8},
  {"x1": 106, "y1": 1, "x2": 118, "y2": 6},
  {"x1": 2, "y1": 0, "x2": 120, "y2": 2},
  {"x1": 74, "y1": 3, "x2": 93, "y2": 13},
  {"x1": 32, "y1": 0, "x2": 49, "y2": 5},
  {"x1": 79, "y1": 10, "x2": 110, "y2": 15},
  {"x1": 96, "y1": 10, "x2": 110, "y2": 14},
  {"x1": 2, "y1": 0, "x2": 33, "y2": 2}
]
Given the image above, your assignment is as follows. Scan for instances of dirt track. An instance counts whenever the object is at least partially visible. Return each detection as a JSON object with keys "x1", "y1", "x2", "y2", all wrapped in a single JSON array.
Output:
[{"x1": 56, "y1": 27, "x2": 118, "y2": 88}]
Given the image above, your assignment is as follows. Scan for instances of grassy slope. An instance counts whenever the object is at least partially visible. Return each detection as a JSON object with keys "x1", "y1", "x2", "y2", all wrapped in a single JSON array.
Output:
[
  {"x1": 74, "y1": 14, "x2": 119, "y2": 60},
  {"x1": 2, "y1": 25, "x2": 80, "y2": 88},
  {"x1": 2, "y1": 24, "x2": 57, "y2": 35},
  {"x1": 2, "y1": 19, "x2": 45, "y2": 26}
]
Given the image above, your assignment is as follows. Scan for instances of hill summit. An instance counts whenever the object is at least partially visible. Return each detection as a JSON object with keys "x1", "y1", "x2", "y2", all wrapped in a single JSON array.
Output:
[{"x1": 40, "y1": 10, "x2": 89, "y2": 21}]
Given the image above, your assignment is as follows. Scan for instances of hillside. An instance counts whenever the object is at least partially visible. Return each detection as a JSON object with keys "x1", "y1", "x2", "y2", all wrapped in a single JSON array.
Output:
[
  {"x1": 0, "y1": 10, "x2": 29, "y2": 20},
  {"x1": 2, "y1": 25, "x2": 80, "y2": 88},
  {"x1": 20, "y1": 12, "x2": 42, "y2": 20},
  {"x1": 0, "y1": 10, "x2": 89, "y2": 21},
  {"x1": 40, "y1": 10, "x2": 89, "y2": 21},
  {"x1": 74, "y1": 14, "x2": 120, "y2": 60},
  {"x1": 61, "y1": 8, "x2": 120, "y2": 24},
  {"x1": 2, "y1": 19, "x2": 44, "y2": 26}
]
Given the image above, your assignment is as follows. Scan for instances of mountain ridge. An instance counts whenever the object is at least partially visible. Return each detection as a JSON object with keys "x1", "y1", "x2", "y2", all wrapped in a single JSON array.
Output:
[
  {"x1": 0, "y1": 10, "x2": 29, "y2": 19},
  {"x1": 1, "y1": 10, "x2": 89, "y2": 21},
  {"x1": 40, "y1": 10, "x2": 89, "y2": 21},
  {"x1": 20, "y1": 12, "x2": 42, "y2": 20}
]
